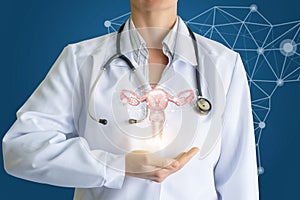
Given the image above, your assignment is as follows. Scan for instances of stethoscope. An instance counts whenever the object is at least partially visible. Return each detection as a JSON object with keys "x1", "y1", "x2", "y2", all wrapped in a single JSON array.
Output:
[{"x1": 88, "y1": 22, "x2": 212, "y2": 125}]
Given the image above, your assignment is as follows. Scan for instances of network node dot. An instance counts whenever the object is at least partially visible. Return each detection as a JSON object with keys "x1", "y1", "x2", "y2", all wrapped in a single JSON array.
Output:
[
  {"x1": 276, "y1": 79, "x2": 284, "y2": 87},
  {"x1": 280, "y1": 39, "x2": 297, "y2": 56},
  {"x1": 258, "y1": 166, "x2": 264, "y2": 175},
  {"x1": 104, "y1": 20, "x2": 111, "y2": 28},
  {"x1": 283, "y1": 43, "x2": 293, "y2": 53},
  {"x1": 257, "y1": 47, "x2": 264, "y2": 55},
  {"x1": 250, "y1": 4, "x2": 258, "y2": 12},
  {"x1": 259, "y1": 122, "x2": 266, "y2": 129}
]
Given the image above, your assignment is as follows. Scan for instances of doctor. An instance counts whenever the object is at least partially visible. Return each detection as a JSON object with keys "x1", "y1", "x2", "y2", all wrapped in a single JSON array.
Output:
[{"x1": 2, "y1": 0, "x2": 259, "y2": 199}]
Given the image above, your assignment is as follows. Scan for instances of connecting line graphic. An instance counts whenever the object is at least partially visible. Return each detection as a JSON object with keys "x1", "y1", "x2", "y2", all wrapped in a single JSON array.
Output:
[{"x1": 103, "y1": 5, "x2": 300, "y2": 175}]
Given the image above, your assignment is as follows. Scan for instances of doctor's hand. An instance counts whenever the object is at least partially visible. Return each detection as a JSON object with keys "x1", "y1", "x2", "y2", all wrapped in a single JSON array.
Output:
[{"x1": 125, "y1": 147, "x2": 199, "y2": 183}]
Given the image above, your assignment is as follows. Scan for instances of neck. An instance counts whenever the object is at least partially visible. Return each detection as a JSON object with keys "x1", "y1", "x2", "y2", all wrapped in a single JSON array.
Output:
[
  {"x1": 130, "y1": 5, "x2": 177, "y2": 48},
  {"x1": 131, "y1": 10, "x2": 177, "y2": 29}
]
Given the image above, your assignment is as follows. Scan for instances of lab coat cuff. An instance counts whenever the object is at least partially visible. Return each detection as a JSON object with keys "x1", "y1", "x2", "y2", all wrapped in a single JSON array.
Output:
[{"x1": 104, "y1": 153, "x2": 126, "y2": 189}]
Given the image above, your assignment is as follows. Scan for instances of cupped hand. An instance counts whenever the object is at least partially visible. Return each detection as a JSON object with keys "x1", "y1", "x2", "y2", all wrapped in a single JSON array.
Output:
[{"x1": 125, "y1": 147, "x2": 199, "y2": 183}]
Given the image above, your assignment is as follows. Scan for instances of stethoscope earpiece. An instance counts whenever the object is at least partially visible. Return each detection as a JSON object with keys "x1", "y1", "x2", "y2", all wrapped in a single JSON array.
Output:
[
  {"x1": 128, "y1": 119, "x2": 138, "y2": 124},
  {"x1": 98, "y1": 119, "x2": 108, "y2": 125},
  {"x1": 196, "y1": 97, "x2": 211, "y2": 115}
]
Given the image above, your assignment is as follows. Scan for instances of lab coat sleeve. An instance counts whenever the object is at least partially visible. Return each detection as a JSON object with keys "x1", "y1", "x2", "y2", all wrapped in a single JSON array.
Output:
[
  {"x1": 214, "y1": 54, "x2": 259, "y2": 199},
  {"x1": 2, "y1": 45, "x2": 125, "y2": 189}
]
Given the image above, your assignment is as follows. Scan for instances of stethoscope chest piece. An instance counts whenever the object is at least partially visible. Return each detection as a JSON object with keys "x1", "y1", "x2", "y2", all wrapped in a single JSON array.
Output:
[{"x1": 196, "y1": 97, "x2": 211, "y2": 115}]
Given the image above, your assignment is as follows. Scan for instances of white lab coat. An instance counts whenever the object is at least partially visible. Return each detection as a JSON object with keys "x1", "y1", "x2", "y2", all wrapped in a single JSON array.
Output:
[{"x1": 2, "y1": 17, "x2": 259, "y2": 199}]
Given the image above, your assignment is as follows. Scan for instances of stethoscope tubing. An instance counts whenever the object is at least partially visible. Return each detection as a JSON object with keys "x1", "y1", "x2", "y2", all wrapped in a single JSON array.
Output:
[{"x1": 88, "y1": 20, "x2": 212, "y2": 124}]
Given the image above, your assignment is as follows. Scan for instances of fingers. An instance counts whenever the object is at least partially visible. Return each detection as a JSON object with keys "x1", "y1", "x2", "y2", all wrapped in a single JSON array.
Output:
[
  {"x1": 151, "y1": 147, "x2": 199, "y2": 171},
  {"x1": 126, "y1": 151, "x2": 177, "y2": 174},
  {"x1": 176, "y1": 147, "x2": 199, "y2": 169},
  {"x1": 125, "y1": 147, "x2": 199, "y2": 183},
  {"x1": 186, "y1": 147, "x2": 200, "y2": 157},
  {"x1": 149, "y1": 156, "x2": 176, "y2": 169},
  {"x1": 145, "y1": 147, "x2": 199, "y2": 183},
  {"x1": 162, "y1": 147, "x2": 199, "y2": 172}
]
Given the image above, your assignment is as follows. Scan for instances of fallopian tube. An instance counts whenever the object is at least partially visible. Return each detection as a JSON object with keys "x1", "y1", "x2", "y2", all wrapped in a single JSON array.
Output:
[{"x1": 120, "y1": 88, "x2": 194, "y2": 139}]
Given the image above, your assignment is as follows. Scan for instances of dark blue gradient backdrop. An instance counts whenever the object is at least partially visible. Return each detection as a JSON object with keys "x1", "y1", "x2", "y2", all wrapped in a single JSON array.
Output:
[{"x1": 0, "y1": 1, "x2": 299, "y2": 199}]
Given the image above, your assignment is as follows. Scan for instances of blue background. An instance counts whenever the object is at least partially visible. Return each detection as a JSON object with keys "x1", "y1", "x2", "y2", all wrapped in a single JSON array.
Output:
[{"x1": 0, "y1": 0, "x2": 299, "y2": 199}]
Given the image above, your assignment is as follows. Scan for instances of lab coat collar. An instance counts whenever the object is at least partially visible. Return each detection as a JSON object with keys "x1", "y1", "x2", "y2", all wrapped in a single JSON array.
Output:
[{"x1": 120, "y1": 16, "x2": 197, "y2": 66}]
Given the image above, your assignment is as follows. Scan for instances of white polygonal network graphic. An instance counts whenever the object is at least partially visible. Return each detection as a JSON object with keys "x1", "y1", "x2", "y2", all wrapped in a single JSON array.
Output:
[{"x1": 103, "y1": 5, "x2": 300, "y2": 175}]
